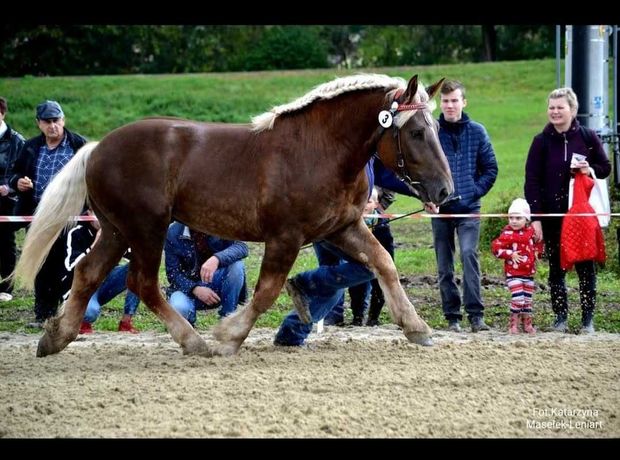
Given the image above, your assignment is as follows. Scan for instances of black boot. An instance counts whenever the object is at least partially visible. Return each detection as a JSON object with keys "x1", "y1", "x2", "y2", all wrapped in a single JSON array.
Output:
[
  {"x1": 552, "y1": 313, "x2": 568, "y2": 332},
  {"x1": 581, "y1": 310, "x2": 595, "y2": 334},
  {"x1": 351, "y1": 316, "x2": 364, "y2": 326}
]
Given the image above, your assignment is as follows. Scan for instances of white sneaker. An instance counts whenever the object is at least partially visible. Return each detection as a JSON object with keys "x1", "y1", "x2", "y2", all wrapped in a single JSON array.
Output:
[{"x1": 0, "y1": 292, "x2": 13, "y2": 302}]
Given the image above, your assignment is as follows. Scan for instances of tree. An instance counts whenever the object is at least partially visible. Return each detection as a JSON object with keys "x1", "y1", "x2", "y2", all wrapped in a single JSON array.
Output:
[{"x1": 239, "y1": 26, "x2": 328, "y2": 71}]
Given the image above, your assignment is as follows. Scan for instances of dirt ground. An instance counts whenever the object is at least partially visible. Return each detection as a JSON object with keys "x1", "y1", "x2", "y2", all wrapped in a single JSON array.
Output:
[{"x1": 0, "y1": 324, "x2": 618, "y2": 439}]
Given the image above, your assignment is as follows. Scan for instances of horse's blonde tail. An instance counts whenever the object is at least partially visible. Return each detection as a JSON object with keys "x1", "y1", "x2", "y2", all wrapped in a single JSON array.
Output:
[{"x1": 13, "y1": 141, "x2": 99, "y2": 291}]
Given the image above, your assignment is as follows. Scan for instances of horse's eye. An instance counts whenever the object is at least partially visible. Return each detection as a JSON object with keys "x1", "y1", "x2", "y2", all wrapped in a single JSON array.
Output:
[{"x1": 410, "y1": 129, "x2": 424, "y2": 140}]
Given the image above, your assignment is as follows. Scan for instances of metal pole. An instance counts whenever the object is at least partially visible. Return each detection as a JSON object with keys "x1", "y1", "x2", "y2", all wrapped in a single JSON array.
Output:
[
  {"x1": 571, "y1": 26, "x2": 591, "y2": 128},
  {"x1": 556, "y1": 25, "x2": 562, "y2": 88}
]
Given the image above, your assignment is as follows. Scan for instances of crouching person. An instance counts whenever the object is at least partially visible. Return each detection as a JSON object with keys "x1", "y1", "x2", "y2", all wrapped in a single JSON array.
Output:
[
  {"x1": 164, "y1": 221, "x2": 248, "y2": 326},
  {"x1": 80, "y1": 259, "x2": 141, "y2": 334}
]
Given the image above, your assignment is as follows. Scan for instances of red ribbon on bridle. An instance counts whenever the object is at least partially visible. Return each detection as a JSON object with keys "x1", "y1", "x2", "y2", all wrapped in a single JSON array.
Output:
[{"x1": 396, "y1": 102, "x2": 429, "y2": 111}]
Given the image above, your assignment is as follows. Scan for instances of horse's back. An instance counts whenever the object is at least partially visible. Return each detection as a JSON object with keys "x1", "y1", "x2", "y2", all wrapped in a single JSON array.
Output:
[{"x1": 86, "y1": 118, "x2": 266, "y2": 241}]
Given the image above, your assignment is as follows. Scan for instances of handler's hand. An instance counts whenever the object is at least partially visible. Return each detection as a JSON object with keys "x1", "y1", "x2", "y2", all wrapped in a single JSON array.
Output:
[
  {"x1": 200, "y1": 256, "x2": 220, "y2": 284},
  {"x1": 424, "y1": 202, "x2": 439, "y2": 214}
]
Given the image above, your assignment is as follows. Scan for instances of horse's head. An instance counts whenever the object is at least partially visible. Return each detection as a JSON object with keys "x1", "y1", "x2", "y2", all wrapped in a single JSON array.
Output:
[{"x1": 376, "y1": 75, "x2": 453, "y2": 205}]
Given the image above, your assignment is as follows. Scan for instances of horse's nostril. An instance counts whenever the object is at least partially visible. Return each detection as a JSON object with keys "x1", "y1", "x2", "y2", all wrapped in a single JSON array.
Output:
[{"x1": 438, "y1": 187, "x2": 450, "y2": 204}]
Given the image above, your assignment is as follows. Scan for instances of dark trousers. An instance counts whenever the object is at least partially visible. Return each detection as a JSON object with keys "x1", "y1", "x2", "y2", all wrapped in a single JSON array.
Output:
[
  {"x1": 33, "y1": 255, "x2": 65, "y2": 321},
  {"x1": 0, "y1": 197, "x2": 17, "y2": 293},
  {"x1": 542, "y1": 218, "x2": 596, "y2": 322},
  {"x1": 366, "y1": 222, "x2": 395, "y2": 322}
]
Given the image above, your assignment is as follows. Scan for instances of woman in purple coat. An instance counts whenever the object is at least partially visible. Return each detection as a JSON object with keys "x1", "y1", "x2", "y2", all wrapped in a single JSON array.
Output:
[{"x1": 524, "y1": 87, "x2": 611, "y2": 334}]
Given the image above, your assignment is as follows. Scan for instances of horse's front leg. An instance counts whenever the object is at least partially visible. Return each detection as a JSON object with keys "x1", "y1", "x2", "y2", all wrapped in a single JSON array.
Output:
[
  {"x1": 212, "y1": 236, "x2": 302, "y2": 356},
  {"x1": 327, "y1": 219, "x2": 433, "y2": 346}
]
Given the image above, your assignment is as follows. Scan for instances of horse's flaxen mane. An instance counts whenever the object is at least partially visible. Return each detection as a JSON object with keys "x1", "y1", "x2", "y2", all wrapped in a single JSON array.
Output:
[{"x1": 251, "y1": 74, "x2": 407, "y2": 132}]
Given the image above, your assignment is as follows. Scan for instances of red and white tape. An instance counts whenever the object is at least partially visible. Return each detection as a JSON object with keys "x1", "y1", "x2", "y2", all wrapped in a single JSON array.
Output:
[
  {"x1": 370, "y1": 212, "x2": 620, "y2": 219},
  {"x1": 0, "y1": 212, "x2": 618, "y2": 223}
]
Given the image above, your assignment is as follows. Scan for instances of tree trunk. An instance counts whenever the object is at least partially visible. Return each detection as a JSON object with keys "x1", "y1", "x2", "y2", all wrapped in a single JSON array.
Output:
[{"x1": 481, "y1": 25, "x2": 497, "y2": 61}]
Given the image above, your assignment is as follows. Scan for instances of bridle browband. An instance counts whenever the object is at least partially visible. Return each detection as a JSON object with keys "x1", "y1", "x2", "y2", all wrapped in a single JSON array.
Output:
[{"x1": 371, "y1": 88, "x2": 430, "y2": 188}]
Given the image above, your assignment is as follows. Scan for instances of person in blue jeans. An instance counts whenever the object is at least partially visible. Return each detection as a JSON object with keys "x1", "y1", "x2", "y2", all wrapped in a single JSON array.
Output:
[
  {"x1": 165, "y1": 222, "x2": 248, "y2": 326},
  {"x1": 424, "y1": 79, "x2": 498, "y2": 333},
  {"x1": 275, "y1": 156, "x2": 419, "y2": 347},
  {"x1": 80, "y1": 262, "x2": 140, "y2": 334}
]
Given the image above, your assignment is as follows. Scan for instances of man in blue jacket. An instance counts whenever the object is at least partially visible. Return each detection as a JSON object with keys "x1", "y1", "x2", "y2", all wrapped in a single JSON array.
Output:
[
  {"x1": 425, "y1": 79, "x2": 498, "y2": 333},
  {"x1": 165, "y1": 222, "x2": 248, "y2": 326}
]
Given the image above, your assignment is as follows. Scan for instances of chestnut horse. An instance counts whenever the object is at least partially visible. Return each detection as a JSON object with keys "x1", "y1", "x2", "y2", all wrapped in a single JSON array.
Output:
[{"x1": 15, "y1": 73, "x2": 453, "y2": 357}]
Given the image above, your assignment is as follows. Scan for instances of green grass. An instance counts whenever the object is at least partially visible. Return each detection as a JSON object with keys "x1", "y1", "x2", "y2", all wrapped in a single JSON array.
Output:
[{"x1": 1, "y1": 59, "x2": 619, "y2": 334}]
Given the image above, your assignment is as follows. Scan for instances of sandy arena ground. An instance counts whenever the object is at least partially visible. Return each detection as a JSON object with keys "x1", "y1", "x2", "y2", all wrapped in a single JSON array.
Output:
[{"x1": 1, "y1": 325, "x2": 618, "y2": 438}]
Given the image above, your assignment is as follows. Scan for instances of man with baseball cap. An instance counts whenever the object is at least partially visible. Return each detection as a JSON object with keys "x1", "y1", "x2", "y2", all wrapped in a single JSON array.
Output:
[
  {"x1": 10, "y1": 99, "x2": 87, "y2": 327},
  {"x1": 35, "y1": 100, "x2": 65, "y2": 119}
]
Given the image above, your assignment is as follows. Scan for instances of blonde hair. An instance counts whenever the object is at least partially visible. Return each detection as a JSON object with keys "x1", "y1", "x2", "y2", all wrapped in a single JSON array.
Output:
[{"x1": 548, "y1": 87, "x2": 579, "y2": 114}]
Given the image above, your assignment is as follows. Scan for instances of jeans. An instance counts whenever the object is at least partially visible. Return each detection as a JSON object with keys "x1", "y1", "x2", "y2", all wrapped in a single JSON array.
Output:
[
  {"x1": 275, "y1": 241, "x2": 375, "y2": 346},
  {"x1": 431, "y1": 216, "x2": 483, "y2": 322},
  {"x1": 168, "y1": 260, "x2": 245, "y2": 325},
  {"x1": 83, "y1": 263, "x2": 140, "y2": 323},
  {"x1": 542, "y1": 218, "x2": 596, "y2": 321}
]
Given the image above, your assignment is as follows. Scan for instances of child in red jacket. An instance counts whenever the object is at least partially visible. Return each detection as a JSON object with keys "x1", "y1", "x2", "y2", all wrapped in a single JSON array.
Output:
[{"x1": 491, "y1": 198, "x2": 544, "y2": 334}]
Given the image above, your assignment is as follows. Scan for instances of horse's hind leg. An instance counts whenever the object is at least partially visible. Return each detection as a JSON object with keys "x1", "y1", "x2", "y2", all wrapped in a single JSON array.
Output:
[
  {"x1": 126, "y1": 234, "x2": 210, "y2": 356},
  {"x1": 37, "y1": 223, "x2": 126, "y2": 357},
  {"x1": 326, "y1": 220, "x2": 432, "y2": 346},
  {"x1": 212, "y1": 237, "x2": 301, "y2": 356}
]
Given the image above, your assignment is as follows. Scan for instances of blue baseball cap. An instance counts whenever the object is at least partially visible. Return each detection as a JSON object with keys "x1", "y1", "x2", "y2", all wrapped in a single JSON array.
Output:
[{"x1": 36, "y1": 100, "x2": 64, "y2": 120}]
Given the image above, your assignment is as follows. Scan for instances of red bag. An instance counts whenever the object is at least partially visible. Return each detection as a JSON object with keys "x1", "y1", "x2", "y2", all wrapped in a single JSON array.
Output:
[{"x1": 560, "y1": 173, "x2": 606, "y2": 270}]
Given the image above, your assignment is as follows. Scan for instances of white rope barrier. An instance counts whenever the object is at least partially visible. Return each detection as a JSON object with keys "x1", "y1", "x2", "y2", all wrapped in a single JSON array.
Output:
[
  {"x1": 0, "y1": 213, "x2": 618, "y2": 223},
  {"x1": 0, "y1": 215, "x2": 98, "y2": 223}
]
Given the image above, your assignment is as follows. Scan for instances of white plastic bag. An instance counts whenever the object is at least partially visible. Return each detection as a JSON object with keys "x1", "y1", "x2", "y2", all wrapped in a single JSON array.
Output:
[{"x1": 568, "y1": 167, "x2": 611, "y2": 228}]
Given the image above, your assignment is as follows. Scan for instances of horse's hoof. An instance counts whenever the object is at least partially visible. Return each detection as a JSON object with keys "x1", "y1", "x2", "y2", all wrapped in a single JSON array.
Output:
[
  {"x1": 36, "y1": 333, "x2": 62, "y2": 357},
  {"x1": 211, "y1": 342, "x2": 240, "y2": 357},
  {"x1": 405, "y1": 331, "x2": 434, "y2": 347},
  {"x1": 182, "y1": 336, "x2": 210, "y2": 356}
]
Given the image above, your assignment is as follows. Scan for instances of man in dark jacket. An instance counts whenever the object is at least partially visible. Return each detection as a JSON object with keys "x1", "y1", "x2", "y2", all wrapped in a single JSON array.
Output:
[
  {"x1": 0, "y1": 97, "x2": 25, "y2": 301},
  {"x1": 165, "y1": 222, "x2": 248, "y2": 326},
  {"x1": 425, "y1": 80, "x2": 498, "y2": 333},
  {"x1": 10, "y1": 100, "x2": 87, "y2": 217},
  {"x1": 11, "y1": 100, "x2": 87, "y2": 326}
]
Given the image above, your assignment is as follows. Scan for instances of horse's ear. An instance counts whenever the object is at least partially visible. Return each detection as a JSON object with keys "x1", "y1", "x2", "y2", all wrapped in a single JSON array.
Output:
[
  {"x1": 403, "y1": 75, "x2": 419, "y2": 102},
  {"x1": 426, "y1": 78, "x2": 445, "y2": 99}
]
